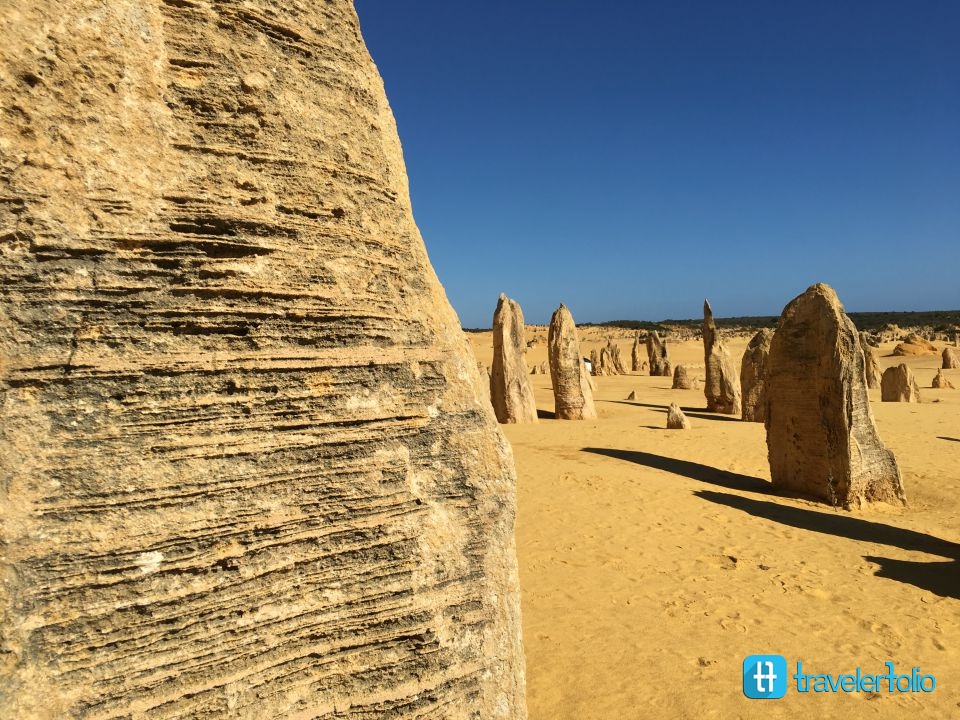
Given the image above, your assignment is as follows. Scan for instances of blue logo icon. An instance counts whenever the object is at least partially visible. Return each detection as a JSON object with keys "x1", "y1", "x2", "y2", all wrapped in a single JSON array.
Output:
[{"x1": 743, "y1": 655, "x2": 787, "y2": 699}]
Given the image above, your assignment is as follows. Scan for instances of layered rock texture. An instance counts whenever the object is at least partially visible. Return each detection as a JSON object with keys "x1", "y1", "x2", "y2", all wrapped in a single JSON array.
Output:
[
  {"x1": 492, "y1": 293, "x2": 538, "y2": 424},
  {"x1": 702, "y1": 300, "x2": 741, "y2": 414},
  {"x1": 672, "y1": 364, "x2": 692, "y2": 390},
  {"x1": 547, "y1": 304, "x2": 597, "y2": 420},
  {"x1": 0, "y1": 3, "x2": 526, "y2": 718},
  {"x1": 740, "y1": 329, "x2": 772, "y2": 423},
  {"x1": 765, "y1": 284, "x2": 906, "y2": 508},
  {"x1": 881, "y1": 364, "x2": 922, "y2": 403},
  {"x1": 860, "y1": 331, "x2": 883, "y2": 389}
]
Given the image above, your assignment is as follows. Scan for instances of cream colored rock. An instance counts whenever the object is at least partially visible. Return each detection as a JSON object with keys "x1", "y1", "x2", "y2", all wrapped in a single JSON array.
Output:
[
  {"x1": 765, "y1": 284, "x2": 905, "y2": 508},
  {"x1": 666, "y1": 403, "x2": 691, "y2": 429},
  {"x1": 703, "y1": 300, "x2": 742, "y2": 414},
  {"x1": 0, "y1": 3, "x2": 526, "y2": 717},
  {"x1": 740, "y1": 329, "x2": 772, "y2": 422},
  {"x1": 881, "y1": 364, "x2": 922, "y2": 403},
  {"x1": 944, "y1": 347, "x2": 960, "y2": 369},
  {"x1": 479, "y1": 362, "x2": 493, "y2": 407},
  {"x1": 672, "y1": 364, "x2": 693, "y2": 389},
  {"x1": 861, "y1": 331, "x2": 883, "y2": 389},
  {"x1": 608, "y1": 340, "x2": 628, "y2": 375},
  {"x1": 492, "y1": 294, "x2": 539, "y2": 424},
  {"x1": 932, "y1": 369, "x2": 955, "y2": 389},
  {"x1": 646, "y1": 331, "x2": 669, "y2": 376},
  {"x1": 892, "y1": 334, "x2": 938, "y2": 356},
  {"x1": 631, "y1": 333, "x2": 643, "y2": 372},
  {"x1": 548, "y1": 304, "x2": 597, "y2": 420}
]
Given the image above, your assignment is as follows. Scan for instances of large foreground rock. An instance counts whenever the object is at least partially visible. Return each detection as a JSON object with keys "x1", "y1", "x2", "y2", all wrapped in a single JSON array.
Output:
[
  {"x1": 765, "y1": 284, "x2": 905, "y2": 508},
  {"x1": 881, "y1": 364, "x2": 922, "y2": 403},
  {"x1": 548, "y1": 304, "x2": 597, "y2": 419},
  {"x1": 492, "y1": 294, "x2": 539, "y2": 423},
  {"x1": 740, "y1": 329, "x2": 772, "y2": 422},
  {"x1": 0, "y1": 3, "x2": 526, "y2": 718},
  {"x1": 702, "y1": 300, "x2": 741, "y2": 414}
]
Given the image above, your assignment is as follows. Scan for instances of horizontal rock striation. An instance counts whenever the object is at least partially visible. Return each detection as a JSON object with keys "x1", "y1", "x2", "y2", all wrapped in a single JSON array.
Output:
[{"x1": 0, "y1": 2, "x2": 526, "y2": 718}]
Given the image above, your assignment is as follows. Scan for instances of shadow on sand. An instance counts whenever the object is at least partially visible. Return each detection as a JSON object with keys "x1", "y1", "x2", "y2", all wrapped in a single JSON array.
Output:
[
  {"x1": 936, "y1": 436, "x2": 960, "y2": 443},
  {"x1": 582, "y1": 447, "x2": 771, "y2": 494},
  {"x1": 607, "y1": 400, "x2": 742, "y2": 422},
  {"x1": 695, "y1": 490, "x2": 960, "y2": 600}
]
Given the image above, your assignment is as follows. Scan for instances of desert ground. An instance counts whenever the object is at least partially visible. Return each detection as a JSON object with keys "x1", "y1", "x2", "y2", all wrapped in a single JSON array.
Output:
[{"x1": 470, "y1": 326, "x2": 959, "y2": 719}]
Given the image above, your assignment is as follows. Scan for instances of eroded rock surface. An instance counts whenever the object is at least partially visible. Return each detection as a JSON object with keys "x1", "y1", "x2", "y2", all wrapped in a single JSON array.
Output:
[
  {"x1": 0, "y1": 3, "x2": 526, "y2": 718},
  {"x1": 548, "y1": 304, "x2": 597, "y2": 420},
  {"x1": 703, "y1": 300, "x2": 741, "y2": 414},
  {"x1": 861, "y1": 331, "x2": 883, "y2": 389},
  {"x1": 646, "y1": 331, "x2": 669, "y2": 376},
  {"x1": 765, "y1": 284, "x2": 905, "y2": 508},
  {"x1": 740, "y1": 329, "x2": 772, "y2": 422},
  {"x1": 881, "y1": 364, "x2": 922, "y2": 403},
  {"x1": 666, "y1": 403, "x2": 691, "y2": 429},
  {"x1": 492, "y1": 294, "x2": 539, "y2": 424},
  {"x1": 932, "y1": 369, "x2": 955, "y2": 389},
  {"x1": 944, "y1": 347, "x2": 960, "y2": 369},
  {"x1": 672, "y1": 364, "x2": 692, "y2": 389}
]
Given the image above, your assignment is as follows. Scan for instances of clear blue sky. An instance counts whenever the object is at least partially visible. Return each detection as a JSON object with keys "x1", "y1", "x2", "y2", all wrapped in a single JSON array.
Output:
[{"x1": 354, "y1": 1, "x2": 959, "y2": 328}]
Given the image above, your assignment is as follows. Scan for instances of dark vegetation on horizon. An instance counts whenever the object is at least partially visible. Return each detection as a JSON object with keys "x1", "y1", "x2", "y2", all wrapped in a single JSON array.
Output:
[{"x1": 463, "y1": 310, "x2": 960, "y2": 333}]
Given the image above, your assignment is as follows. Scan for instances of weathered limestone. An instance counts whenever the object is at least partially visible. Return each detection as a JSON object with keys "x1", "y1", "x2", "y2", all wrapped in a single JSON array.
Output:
[
  {"x1": 590, "y1": 348, "x2": 600, "y2": 375},
  {"x1": 765, "y1": 284, "x2": 905, "y2": 507},
  {"x1": 646, "y1": 331, "x2": 669, "y2": 376},
  {"x1": 932, "y1": 369, "x2": 955, "y2": 389},
  {"x1": 672, "y1": 364, "x2": 693, "y2": 389},
  {"x1": 893, "y1": 334, "x2": 938, "y2": 356},
  {"x1": 944, "y1": 347, "x2": 960, "y2": 369},
  {"x1": 0, "y1": 4, "x2": 526, "y2": 718},
  {"x1": 608, "y1": 340, "x2": 628, "y2": 375},
  {"x1": 666, "y1": 403, "x2": 691, "y2": 429},
  {"x1": 860, "y1": 332, "x2": 883, "y2": 389},
  {"x1": 479, "y1": 362, "x2": 493, "y2": 407},
  {"x1": 631, "y1": 333, "x2": 643, "y2": 372},
  {"x1": 548, "y1": 304, "x2": 597, "y2": 420},
  {"x1": 703, "y1": 300, "x2": 742, "y2": 414},
  {"x1": 626, "y1": 390, "x2": 637, "y2": 400},
  {"x1": 881, "y1": 364, "x2": 922, "y2": 403},
  {"x1": 492, "y1": 294, "x2": 539, "y2": 423},
  {"x1": 740, "y1": 329, "x2": 773, "y2": 422}
]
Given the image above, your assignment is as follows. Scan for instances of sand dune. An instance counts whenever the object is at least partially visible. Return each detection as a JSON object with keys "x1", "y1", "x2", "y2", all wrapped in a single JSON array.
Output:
[{"x1": 471, "y1": 329, "x2": 960, "y2": 719}]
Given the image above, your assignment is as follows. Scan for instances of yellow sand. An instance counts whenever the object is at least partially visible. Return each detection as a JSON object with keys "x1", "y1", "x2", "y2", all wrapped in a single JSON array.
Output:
[{"x1": 470, "y1": 327, "x2": 959, "y2": 719}]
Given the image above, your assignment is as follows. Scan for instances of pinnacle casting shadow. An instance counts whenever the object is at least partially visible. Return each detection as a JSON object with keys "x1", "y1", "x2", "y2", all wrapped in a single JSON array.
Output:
[
  {"x1": 608, "y1": 400, "x2": 742, "y2": 422},
  {"x1": 694, "y1": 491, "x2": 960, "y2": 558},
  {"x1": 582, "y1": 447, "x2": 771, "y2": 494},
  {"x1": 863, "y1": 557, "x2": 960, "y2": 600},
  {"x1": 937, "y1": 436, "x2": 960, "y2": 443},
  {"x1": 692, "y1": 490, "x2": 960, "y2": 599}
]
